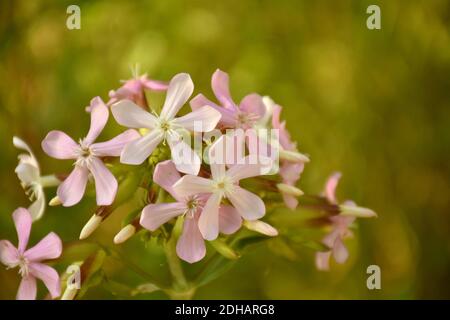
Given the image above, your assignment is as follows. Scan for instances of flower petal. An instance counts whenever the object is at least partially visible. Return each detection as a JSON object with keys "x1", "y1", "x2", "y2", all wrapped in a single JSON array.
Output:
[
  {"x1": 15, "y1": 162, "x2": 40, "y2": 185},
  {"x1": 239, "y1": 93, "x2": 265, "y2": 118},
  {"x1": 24, "y1": 232, "x2": 62, "y2": 262},
  {"x1": 315, "y1": 251, "x2": 332, "y2": 271},
  {"x1": 227, "y1": 186, "x2": 265, "y2": 220},
  {"x1": 84, "y1": 97, "x2": 109, "y2": 145},
  {"x1": 282, "y1": 194, "x2": 298, "y2": 210},
  {"x1": 29, "y1": 262, "x2": 61, "y2": 299},
  {"x1": 333, "y1": 237, "x2": 349, "y2": 264},
  {"x1": 140, "y1": 202, "x2": 186, "y2": 231},
  {"x1": 167, "y1": 132, "x2": 201, "y2": 175},
  {"x1": 176, "y1": 217, "x2": 206, "y2": 263},
  {"x1": 0, "y1": 240, "x2": 19, "y2": 267},
  {"x1": 90, "y1": 129, "x2": 140, "y2": 157},
  {"x1": 211, "y1": 69, "x2": 236, "y2": 110},
  {"x1": 226, "y1": 155, "x2": 272, "y2": 182},
  {"x1": 41, "y1": 131, "x2": 78, "y2": 160},
  {"x1": 141, "y1": 77, "x2": 169, "y2": 91},
  {"x1": 198, "y1": 193, "x2": 221, "y2": 240},
  {"x1": 16, "y1": 276, "x2": 37, "y2": 300},
  {"x1": 172, "y1": 175, "x2": 214, "y2": 198},
  {"x1": 111, "y1": 99, "x2": 158, "y2": 129},
  {"x1": 13, "y1": 208, "x2": 32, "y2": 254},
  {"x1": 172, "y1": 106, "x2": 221, "y2": 132},
  {"x1": 324, "y1": 172, "x2": 342, "y2": 204},
  {"x1": 190, "y1": 94, "x2": 236, "y2": 127},
  {"x1": 153, "y1": 160, "x2": 182, "y2": 200},
  {"x1": 120, "y1": 129, "x2": 163, "y2": 165},
  {"x1": 88, "y1": 157, "x2": 118, "y2": 206},
  {"x1": 57, "y1": 165, "x2": 89, "y2": 207},
  {"x1": 28, "y1": 188, "x2": 46, "y2": 221},
  {"x1": 160, "y1": 73, "x2": 194, "y2": 120},
  {"x1": 218, "y1": 205, "x2": 242, "y2": 235}
]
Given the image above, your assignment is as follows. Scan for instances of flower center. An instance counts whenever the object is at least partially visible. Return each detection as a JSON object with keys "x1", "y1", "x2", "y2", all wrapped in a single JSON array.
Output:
[
  {"x1": 185, "y1": 196, "x2": 201, "y2": 218},
  {"x1": 213, "y1": 176, "x2": 234, "y2": 195},
  {"x1": 18, "y1": 256, "x2": 29, "y2": 278},
  {"x1": 159, "y1": 120, "x2": 171, "y2": 132},
  {"x1": 236, "y1": 112, "x2": 259, "y2": 129}
]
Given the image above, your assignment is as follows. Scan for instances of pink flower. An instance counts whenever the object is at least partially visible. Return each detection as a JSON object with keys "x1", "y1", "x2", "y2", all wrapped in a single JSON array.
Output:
[
  {"x1": 139, "y1": 160, "x2": 241, "y2": 263},
  {"x1": 0, "y1": 208, "x2": 62, "y2": 300},
  {"x1": 42, "y1": 97, "x2": 140, "y2": 206},
  {"x1": 172, "y1": 136, "x2": 271, "y2": 241},
  {"x1": 190, "y1": 69, "x2": 266, "y2": 129},
  {"x1": 111, "y1": 73, "x2": 221, "y2": 175}
]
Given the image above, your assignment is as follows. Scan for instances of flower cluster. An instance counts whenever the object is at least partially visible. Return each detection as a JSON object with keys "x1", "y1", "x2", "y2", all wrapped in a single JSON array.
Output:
[{"x1": 1, "y1": 69, "x2": 376, "y2": 300}]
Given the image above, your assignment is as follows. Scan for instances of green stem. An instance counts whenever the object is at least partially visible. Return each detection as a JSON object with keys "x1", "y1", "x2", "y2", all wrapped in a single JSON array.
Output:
[{"x1": 164, "y1": 238, "x2": 188, "y2": 290}]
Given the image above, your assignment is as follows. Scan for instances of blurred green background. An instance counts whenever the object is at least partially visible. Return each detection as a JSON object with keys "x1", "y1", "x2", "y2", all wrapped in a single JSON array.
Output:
[{"x1": 0, "y1": 0, "x2": 449, "y2": 299}]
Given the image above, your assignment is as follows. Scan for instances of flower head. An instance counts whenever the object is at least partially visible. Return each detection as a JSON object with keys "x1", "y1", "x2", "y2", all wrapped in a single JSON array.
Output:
[
  {"x1": 0, "y1": 208, "x2": 62, "y2": 300},
  {"x1": 42, "y1": 97, "x2": 140, "y2": 206}
]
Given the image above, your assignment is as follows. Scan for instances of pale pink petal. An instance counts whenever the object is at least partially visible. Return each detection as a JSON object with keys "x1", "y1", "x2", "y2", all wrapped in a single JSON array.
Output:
[
  {"x1": 227, "y1": 186, "x2": 265, "y2": 220},
  {"x1": 16, "y1": 276, "x2": 37, "y2": 300},
  {"x1": 272, "y1": 104, "x2": 295, "y2": 151},
  {"x1": 153, "y1": 160, "x2": 182, "y2": 200},
  {"x1": 111, "y1": 99, "x2": 158, "y2": 129},
  {"x1": 322, "y1": 229, "x2": 340, "y2": 248},
  {"x1": 41, "y1": 131, "x2": 78, "y2": 160},
  {"x1": 57, "y1": 165, "x2": 89, "y2": 207},
  {"x1": 140, "y1": 202, "x2": 186, "y2": 231},
  {"x1": 167, "y1": 132, "x2": 201, "y2": 175},
  {"x1": 84, "y1": 97, "x2": 109, "y2": 145},
  {"x1": 324, "y1": 172, "x2": 342, "y2": 204},
  {"x1": 88, "y1": 157, "x2": 118, "y2": 206},
  {"x1": 315, "y1": 251, "x2": 332, "y2": 271},
  {"x1": 218, "y1": 205, "x2": 242, "y2": 234},
  {"x1": 29, "y1": 262, "x2": 61, "y2": 298},
  {"x1": 208, "y1": 133, "x2": 245, "y2": 173},
  {"x1": 24, "y1": 232, "x2": 62, "y2": 262},
  {"x1": 141, "y1": 77, "x2": 169, "y2": 91},
  {"x1": 190, "y1": 94, "x2": 236, "y2": 127},
  {"x1": 120, "y1": 130, "x2": 163, "y2": 165},
  {"x1": 211, "y1": 69, "x2": 236, "y2": 110},
  {"x1": 90, "y1": 129, "x2": 140, "y2": 157},
  {"x1": 176, "y1": 217, "x2": 206, "y2": 263},
  {"x1": 282, "y1": 194, "x2": 299, "y2": 210},
  {"x1": 239, "y1": 93, "x2": 265, "y2": 118},
  {"x1": 0, "y1": 240, "x2": 19, "y2": 266},
  {"x1": 12, "y1": 208, "x2": 32, "y2": 254},
  {"x1": 172, "y1": 175, "x2": 214, "y2": 198},
  {"x1": 333, "y1": 237, "x2": 349, "y2": 264},
  {"x1": 280, "y1": 162, "x2": 304, "y2": 185},
  {"x1": 226, "y1": 155, "x2": 272, "y2": 182},
  {"x1": 198, "y1": 193, "x2": 221, "y2": 240},
  {"x1": 160, "y1": 73, "x2": 194, "y2": 120},
  {"x1": 172, "y1": 106, "x2": 221, "y2": 132}
]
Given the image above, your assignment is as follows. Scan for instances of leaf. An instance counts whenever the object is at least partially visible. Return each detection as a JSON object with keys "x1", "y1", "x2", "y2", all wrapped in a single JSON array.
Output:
[{"x1": 76, "y1": 249, "x2": 107, "y2": 299}]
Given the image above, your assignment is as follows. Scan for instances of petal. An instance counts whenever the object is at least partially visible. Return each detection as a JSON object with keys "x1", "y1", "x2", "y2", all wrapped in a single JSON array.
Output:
[
  {"x1": 0, "y1": 240, "x2": 19, "y2": 266},
  {"x1": 333, "y1": 237, "x2": 349, "y2": 264},
  {"x1": 208, "y1": 133, "x2": 246, "y2": 176},
  {"x1": 15, "y1": 162, "x2": 40, "y2": 185},
  {"x1": 28, "y1": 188, "x2": 46, "y2": 221},
  {"x1": 153, "y1": 160, "x2": 182, "y2": 200},
  {"x1": 24, "y1": 232, "x2": 62, "y2": 262},
  {"x1": 198, "y1": 193, "x2": 221, "y2": 240},
  {"x1": 172, "y1": 106, "x2": 221, "y2": 132},
  {"x1": 218, "y1": 205, "x2": 242, "y2": 235},
  {"x1": 141, "y1": 76, "x2": 169, "y2": 91},
  {"x1": 120, "y1": 130, "x2": 163, "y2": 165},
  {"x1": 167, "y1": 132, "x2": 201, "y2": 175},
  {"x1": 16, "y1": 276, "x2": 37, "y2": 300},
  {"x1": 226, "y1": 155, "x2": 272, "y2": 182},
  {"x1": 280, "y1": 162, "x2": 304, "y2": 185},
  {"x1": 13, "y1": 136, "x2": 34, "y2": 155},
  {"x1": 111, "y1": 99, "x2": 158, "y2": 129},
  {"x1": 57, "y1": 165, "x2": 89, "y2": 207},
  {"x1": 140, "y1": 202, "x2": 186, "y2": 231},
  {"x1": 29, "y1": 262, "x2": 61, "y2": 298},
  {"x1": 271, "y1": 104, "x2": 295, "y2": 151},
  {"x1": 324, "y1": 172, "x2": 342, "y2": 204},
  {"x1": 190, "y1": 94, "x2": 237, "y2": 127},
  {"x1": 13, "y1": 208, "x2": 32, "y2": 253},
  {"x1": 239, "y1": 93, "x2": 265, "y2": 118},
  {"x1": 160, "y1": 73, "x2": 194, "y2": 120},
  {"x1": 41, "y1": 131, "x2": 78, "y2": 160},
  {"x1": 88, "y1": 157, "x2": 118, "y2": 206},
  {"x1": 211, "y1": 69, "x2": 236, "y2": 110},
  {"x1": 90, "y1": 129, "x2": 140, "y2": 157},
  {"x1": 282, "y1": 194, "x2": 298, "y2": 210},
  {"x1": 84, "y1": 97, "x2": 109, "y2": 145},
  {"x1": 172, "y1": 175, "x2": 214, "y2": 198},
  {"x1": 176, "y1": 217, "x2": 206, "y2": 263},
  {"x1": 227, "y1": 186, "x2": 265, "y2": 220},
  {"x1": 315, "y1": 251, "x2": 332, "y2": 271}
]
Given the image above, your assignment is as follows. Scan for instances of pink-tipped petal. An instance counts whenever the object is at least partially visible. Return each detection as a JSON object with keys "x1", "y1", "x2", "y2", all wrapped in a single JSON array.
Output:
[
  {"x1": 90, "y1": 129, "x2": 140, "y2": 157},
  {"x1": 219, "y1": 205, "x2": 242, "y2": 235},
  {"x1": 227, "y1": 186, "x2": 265, "y2": 220},
  {"x1": 24, "y1": 232, "x2": 62, "y2": 262},
  {"x1": 140, "y1": 202, "x2": 186, "y2": 231},
  {"x1": 88, "y1": 157, "x2": 118, "y2": 206},
  {"x1": 176, "y1": 217, "x2": 206, "y2": 263},
  {"x1": 172, "y1": 106, "x2": 221, "y2": 132},
  {"x1": 190, "y1": 94, "x2": 236, "y2": 127},
  {"x1": 172, "y1": 175, "x2": 213, "y2": 198},
  {"x1": 0, "y1": 240, "x2": 19, "y2": 266},
  {"x1": 198, "y1": 193, "x2": 221, "y2": 240},
  {"x1": 141, "y1": 77, "x2": 169, "y2": 91},
  {"x1": 315, "y1": 251, "x2": 332, "y2": 271},
  {"x1": 29, "y1": 263, "x2": 61, "y2": 299},
  {"x1": 57, "y1": 165, "x2": 89, "y2": 207},
  {"x1": 324, "y1": 172, "x2": 342, "y2": 204},
  {"x1": 211, "y1": 69, "x2": 236, "y2": 110},
  {"x1": 167, "y1": 133, "x2": 201, "y2": 175},
  {"x1": 111, "y1": 100, "x2": 158, "y2": 129},
  {"x1": 160, "y1": 73, "x2": 194, "y2": 120},
  {"x1": 12, "y1": 208, "x2": 32, "y2": 254},
  {"x1": 84, "y1": 97, "x2": 109, "y2": 145},
  {"x1": 16, "y1": 276, "x2": 37, "y2": 300},
  {"x1": 120, "y1": 130, "x2": 163, "y2": 165},
  {"x1": 239, "y1": 93, "x2": 265, "y2": 118},
  {"x1": 333, "y1": 237, "x2": 349, "y2": 264},
  {"x1": 153, "y1": 160, "x2": 182, "y2": 200},
  {"x1": 41, "y1": 131, "x2": 78, "y2": 160}
]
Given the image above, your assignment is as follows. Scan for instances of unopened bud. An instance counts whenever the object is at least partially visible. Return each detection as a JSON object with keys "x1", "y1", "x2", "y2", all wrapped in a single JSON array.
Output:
[
  {"x1": 279, "y1": 149, "x2": 310, "y2": 163},
  {"x1": 339, "y1": 205, "x2": 377, "y2": 218},
  {"x1": 113, "y1": 224, "x2": 136, "y2": 244},
  {"x1": 277, "y1": 183, "x2": 304, "y2": 197},
  {"x1": 61, "y1": 287, "x2": 78, "y2": 300},
  {"x1": 49, "y1": 196, "x2": 62, "y2": 206},
  {"x1": 79, "y1": 215, "x2": 102, "y2": 240},
  {"x1": 210, "y1": 240, "x2": 239, "y2": 260},
  {"x1": 244, "y1": 220, "x2": 279, "y2": 237}
]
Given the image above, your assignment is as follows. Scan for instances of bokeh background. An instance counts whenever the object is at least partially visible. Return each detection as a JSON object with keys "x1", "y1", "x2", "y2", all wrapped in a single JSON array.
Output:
[{"x1": 0, "y1": 0, "x2": 449, "y2": 299}]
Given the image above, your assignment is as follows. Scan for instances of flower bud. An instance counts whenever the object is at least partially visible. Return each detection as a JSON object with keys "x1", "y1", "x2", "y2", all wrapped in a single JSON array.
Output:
[
  {"x1": 79, "y1": 214, "x2": 102, "y2": 240},
  {"x1": 49, "y1": 196, "x2": 62, "y2": 206},
  {"x1": 277, "y1": 183, "x2": 304, "y2": 197},
  {"x1": 244, "y1": 220, "x2": 279, "y2": 237},
  {"x1": 113, "y1": 224, "x2": 136, "y2": 244},
  {"x1": 339, "y1": 205, "x2": 377, "y2": 218},
  {"x1": 210, "y1": 240, "x2": 240, "y2": 260},
  {"x1": 279, "y1": 149, "x2": 310, "y2": 163}
]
